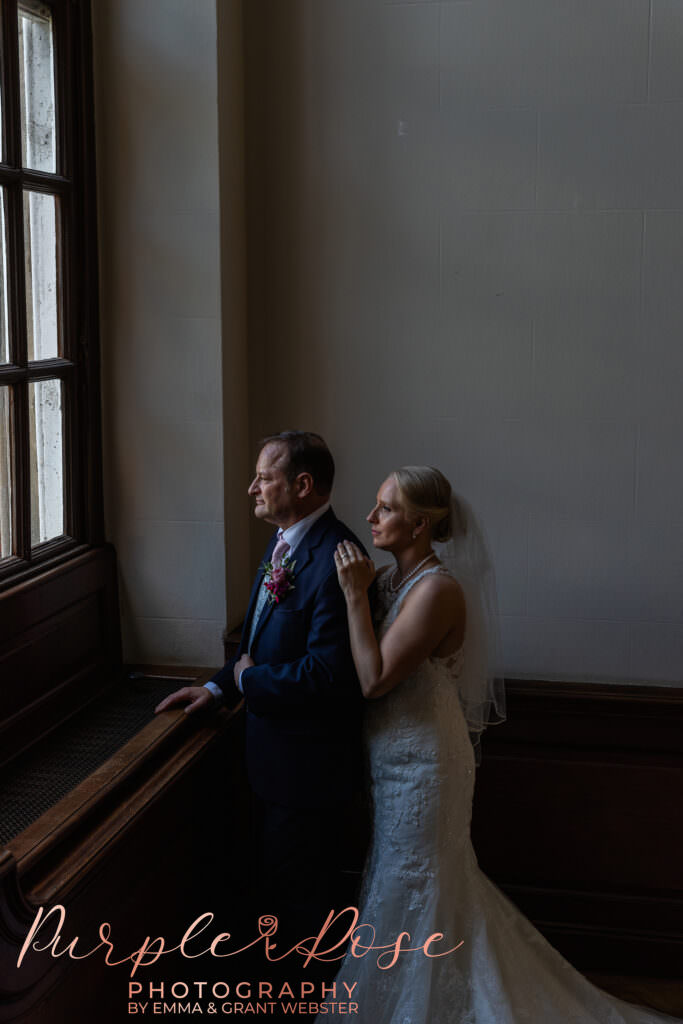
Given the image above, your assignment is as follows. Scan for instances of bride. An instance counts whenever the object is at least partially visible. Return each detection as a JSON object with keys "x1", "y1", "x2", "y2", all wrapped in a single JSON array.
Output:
[{"x1": 328, "y1": 466, "x2": 679, "y2": 1024}]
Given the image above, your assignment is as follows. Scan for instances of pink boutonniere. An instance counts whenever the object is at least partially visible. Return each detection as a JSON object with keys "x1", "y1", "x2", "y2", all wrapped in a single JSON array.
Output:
[{"x1": 261, "y1": 556, "x2": 297, "y2": 605}]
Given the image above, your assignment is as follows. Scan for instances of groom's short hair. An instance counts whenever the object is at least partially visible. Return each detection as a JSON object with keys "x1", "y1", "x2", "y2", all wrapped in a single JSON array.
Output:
[{"x1": 261, "y1": 431, "x2": 335, "y2": 496}]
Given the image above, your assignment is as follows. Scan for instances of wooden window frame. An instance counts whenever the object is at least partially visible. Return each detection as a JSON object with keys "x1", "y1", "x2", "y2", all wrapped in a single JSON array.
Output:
[{"x1": 0, "y1": 0, "x2": 102, "y2": 591}]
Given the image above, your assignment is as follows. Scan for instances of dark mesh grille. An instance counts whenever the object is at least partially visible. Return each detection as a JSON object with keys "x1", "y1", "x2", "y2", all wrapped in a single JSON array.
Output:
[{"x1": 0, "y1": 676, "x2": 187, "y2": 846}]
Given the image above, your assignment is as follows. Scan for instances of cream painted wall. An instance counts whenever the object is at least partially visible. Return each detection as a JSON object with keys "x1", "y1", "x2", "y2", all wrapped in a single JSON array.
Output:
[
  {"x1": 93, "y1": 0, "x2": 232, "y2": 666},
  {"x1": 244, "y1": 0, "x2": 683, "y2": 684}
]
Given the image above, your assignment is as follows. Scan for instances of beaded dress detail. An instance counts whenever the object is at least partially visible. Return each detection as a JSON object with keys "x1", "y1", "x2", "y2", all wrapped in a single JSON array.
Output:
[{"x1": 325, "y1": 566, "x2": 679, "y2": 1024}]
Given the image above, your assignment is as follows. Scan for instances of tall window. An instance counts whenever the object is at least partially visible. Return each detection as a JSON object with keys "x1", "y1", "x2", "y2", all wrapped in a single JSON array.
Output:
[{"x1": 0, "y1": 0, "x2": 100, "y2": 587}]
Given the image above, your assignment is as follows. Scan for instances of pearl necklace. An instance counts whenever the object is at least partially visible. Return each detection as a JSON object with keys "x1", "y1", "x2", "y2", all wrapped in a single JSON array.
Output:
[{"x1": 388, "y1": 552, "x2": 439, "y2": 594}]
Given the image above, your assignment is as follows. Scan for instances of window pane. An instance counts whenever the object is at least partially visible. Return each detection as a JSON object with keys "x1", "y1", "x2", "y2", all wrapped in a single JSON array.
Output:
[
  {"x1": 24, "y1": 190, "x2": 59, "y2": 360},
  {"x1": 0, "y1": 387, "x2": 12, "y2": 559},
  {"x1": 18, "y1": 2, "x2": 56, "y2": 173},
  {"x1": 29, "y1": 378, "x2": 64, "y2": 545},
  {"x1": 0, "y1": 191, "x2": 8, "y2": 364}
]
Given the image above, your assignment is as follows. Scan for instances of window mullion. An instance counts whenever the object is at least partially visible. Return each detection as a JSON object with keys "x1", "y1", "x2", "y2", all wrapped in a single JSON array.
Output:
[
  {"x1": 6, "y1": 171, "x2": 29, "y2": 567},
  {"x1": 3, "y1": 1, "x2": 21, "y2": 170},
  {"x1": 6, "y1": 184, "x2": 26, "y2": 368},
  {"x1": 4, "y1": 0, "x2": 27, "y2": 371},
  {"x1": 5, "y1": 1, "x2": 30, "y2": 561},
  {"x1": 12, "y1": 379, "x2": 29, "y2": 561}
]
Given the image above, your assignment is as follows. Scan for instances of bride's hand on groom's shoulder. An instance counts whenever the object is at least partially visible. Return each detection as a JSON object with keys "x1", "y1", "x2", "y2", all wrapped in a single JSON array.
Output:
[{"x1": 334, "y1": 540, "x2": 375, "y2": 601}]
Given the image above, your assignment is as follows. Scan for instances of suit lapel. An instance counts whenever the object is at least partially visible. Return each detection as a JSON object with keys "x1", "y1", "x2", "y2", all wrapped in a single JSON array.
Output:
[
  {"x1": 240, "y1": 532, "x2": 277, "y2": 654},
  {"x1": 249, "y1": 508, "x2": 335, "y2": 649}
]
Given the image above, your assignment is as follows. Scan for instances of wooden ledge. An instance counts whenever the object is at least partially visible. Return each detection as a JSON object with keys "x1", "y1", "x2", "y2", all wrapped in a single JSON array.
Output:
[{"x1": 4, "y1": 668, "x2": 243, "y2": 903}]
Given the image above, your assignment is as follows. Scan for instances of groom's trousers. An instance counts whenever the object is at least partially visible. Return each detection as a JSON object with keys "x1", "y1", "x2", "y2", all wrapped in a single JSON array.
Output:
[{"x1": 252, "y1": 795, "x2": 353, "y2": 937}]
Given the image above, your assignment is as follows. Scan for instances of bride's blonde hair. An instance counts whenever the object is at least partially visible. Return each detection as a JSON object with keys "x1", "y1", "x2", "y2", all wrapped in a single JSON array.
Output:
[{"x1": 393, "y1": 466, "x2": 462, "y2": 543}]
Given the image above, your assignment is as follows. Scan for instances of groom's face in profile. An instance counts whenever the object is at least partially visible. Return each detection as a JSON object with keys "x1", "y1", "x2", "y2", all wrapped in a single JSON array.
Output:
[{"x1": 248, "y1": 442, "x2": 295, "y2": 527}]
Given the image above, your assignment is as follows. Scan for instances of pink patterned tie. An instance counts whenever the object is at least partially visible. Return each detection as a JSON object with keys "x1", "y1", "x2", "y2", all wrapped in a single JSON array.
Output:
[
  {"x1": 271, "y1": 532, "x2": 290, "y2": 567},
  {"x1": 247, "y1": 532, "x2": 291, "y2": 652}
]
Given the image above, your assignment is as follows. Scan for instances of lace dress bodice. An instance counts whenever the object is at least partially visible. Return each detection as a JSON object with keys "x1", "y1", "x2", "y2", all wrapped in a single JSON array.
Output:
[{"x1": 365, "y1": 566, "x2": 475, "y2": 861}]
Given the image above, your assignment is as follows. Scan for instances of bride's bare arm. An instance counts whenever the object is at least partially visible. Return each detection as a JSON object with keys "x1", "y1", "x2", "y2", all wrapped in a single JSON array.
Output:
[{"x1": 335, "y1": 542, "x2": 465, "y2": 699}]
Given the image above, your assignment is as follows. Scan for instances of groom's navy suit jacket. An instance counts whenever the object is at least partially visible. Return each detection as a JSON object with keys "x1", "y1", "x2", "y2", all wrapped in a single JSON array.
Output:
[{"x1": 209, "y1": 508, "x2": 365, "y2": 810}]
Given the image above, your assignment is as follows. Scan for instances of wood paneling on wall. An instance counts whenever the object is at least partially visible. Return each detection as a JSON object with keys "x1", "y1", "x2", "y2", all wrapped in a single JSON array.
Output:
[{"x1": 472, "y1": 681, "x2": 683, "y2": 975}]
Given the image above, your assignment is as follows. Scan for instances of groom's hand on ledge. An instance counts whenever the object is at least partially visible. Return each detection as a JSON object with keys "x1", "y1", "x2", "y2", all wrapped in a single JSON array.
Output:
[{"x1": 154, "y1": 686, "x2": 214, "y2": 716}]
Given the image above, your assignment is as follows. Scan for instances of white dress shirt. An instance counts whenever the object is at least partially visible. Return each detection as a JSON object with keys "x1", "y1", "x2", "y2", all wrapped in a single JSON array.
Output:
[{"x1": 205, "y1": 501, "x2": 331, "y2": 701}]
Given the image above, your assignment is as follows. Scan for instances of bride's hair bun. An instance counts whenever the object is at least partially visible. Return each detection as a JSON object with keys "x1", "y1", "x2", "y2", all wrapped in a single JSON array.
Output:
[{"x1": 393, "y1": 466, "x2": 456, "y2": 542}]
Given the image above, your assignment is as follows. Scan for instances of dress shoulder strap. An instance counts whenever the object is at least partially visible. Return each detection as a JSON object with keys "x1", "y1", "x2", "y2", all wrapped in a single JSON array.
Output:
[{"x1": 394, "y1": 565, "x2": 452, "y2": 610}]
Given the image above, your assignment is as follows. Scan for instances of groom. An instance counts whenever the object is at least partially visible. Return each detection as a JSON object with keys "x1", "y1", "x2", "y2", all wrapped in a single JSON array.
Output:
[{"x1": 156, "y1": 431, "x2": 365, "y2": 941}]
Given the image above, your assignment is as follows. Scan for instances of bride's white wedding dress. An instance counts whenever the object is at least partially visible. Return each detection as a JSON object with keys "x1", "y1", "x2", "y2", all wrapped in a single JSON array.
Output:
[{"x1": 327, "y1": 566, "x2": 679, "y2": 1024}]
